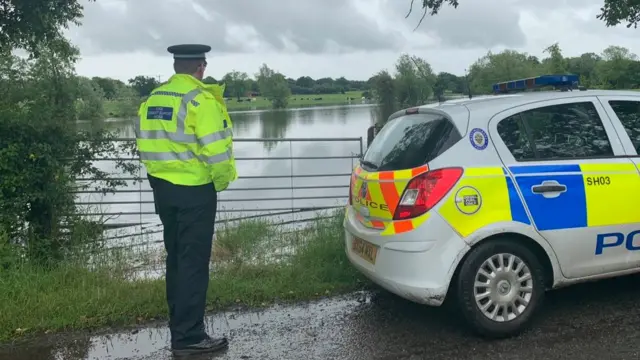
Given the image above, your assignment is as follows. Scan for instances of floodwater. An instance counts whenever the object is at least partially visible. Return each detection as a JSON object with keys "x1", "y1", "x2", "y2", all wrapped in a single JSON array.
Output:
[
  {"x1": 3, "y1": 274, "x2": 640, "y2": 359},
  {"x1": 75, "y1": 104, "x2": 376, "y2": 261}
]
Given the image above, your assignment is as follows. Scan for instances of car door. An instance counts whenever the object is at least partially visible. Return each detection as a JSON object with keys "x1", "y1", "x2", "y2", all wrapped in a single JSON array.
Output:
[
  {"x1": 488, "y1": 96, "x2": 640, "y2": 279},
  {"x1": 597, "y1": 95, "x2": 640, "y2": 259}
]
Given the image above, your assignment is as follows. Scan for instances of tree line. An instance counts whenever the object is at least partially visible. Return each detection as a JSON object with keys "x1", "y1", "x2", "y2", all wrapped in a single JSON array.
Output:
[
  {"x1": 368, "y1": 43, "x2": 640, "y2": 124},
  {"x1": 87, "y1": 41, "x2": 640, "y2": 119}
]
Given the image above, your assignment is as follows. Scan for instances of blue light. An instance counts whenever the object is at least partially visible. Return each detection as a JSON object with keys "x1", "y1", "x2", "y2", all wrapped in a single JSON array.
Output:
[{"x1": 492, "y1": 74, "x2": 580, "y2": 94}]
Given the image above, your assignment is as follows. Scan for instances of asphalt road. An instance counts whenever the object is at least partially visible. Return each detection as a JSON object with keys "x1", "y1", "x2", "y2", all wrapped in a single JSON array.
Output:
[{"x1": 2, "y1": 274, "x2": 640, "y2": 360}]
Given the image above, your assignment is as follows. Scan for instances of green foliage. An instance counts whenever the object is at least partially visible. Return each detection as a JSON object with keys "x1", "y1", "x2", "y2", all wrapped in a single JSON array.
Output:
[
  {"x1": 0, "y1": 0, "x2": 95, "y2": 53},
  {"x1": 203, "y1": 76, "x2": 217, "y2": 84},
  {"x1": 91, "y1": 76, "x2": 127, "y2": 100},
  {"x1": 222, "y1": 70, "x2": 250, "y2": 100},
  {"x1": 76, "y1": 76, "x2": 106, "y2": 120},
  {"x1": 395, "y1": 54, "x2": 436, "y2": 108},
  {"x1": 370, "y1": 70, "x2": 398, "y2": 125},
  {"x1": 128, "y1": 75, "x2": 160, "y2": 97},
  {"x1": 367, "y1": 43, "x2": 640, "y2": 128},
  {"x1": 467, "y1": 44, "x2": 640, "y2": 94},
  {"x1": 256, "y1": 64, "x2": 292, "y2": 109},
  {"x1": 369, "y1": 54, "x2": 436, "y2": 125},
  {"x1": 467, "y1": 50, "x2": 542, "y2": 94},
  {"x1": 598, "y1": 0, "x2": 640, "y2": 28},
  {"x1": 0, "y1": 38, "x2": 139, "y2": 266},
  {"x1": 543, "y1": 43, "x2": 567, "y2": 74}
]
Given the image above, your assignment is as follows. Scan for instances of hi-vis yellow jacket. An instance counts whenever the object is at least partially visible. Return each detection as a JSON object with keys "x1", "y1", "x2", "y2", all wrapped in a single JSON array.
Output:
[{"x1": 135, "y1": 74, "x2": 238, "y2": 191}]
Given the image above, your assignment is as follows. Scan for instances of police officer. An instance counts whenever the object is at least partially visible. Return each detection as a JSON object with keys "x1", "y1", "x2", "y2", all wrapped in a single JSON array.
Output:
[
  {"x1": 135, "y1": 44, "x2": 238, "y2": 356},
  {"x1": 366, "y1": 122, "x2": 383, "y2": 147}
]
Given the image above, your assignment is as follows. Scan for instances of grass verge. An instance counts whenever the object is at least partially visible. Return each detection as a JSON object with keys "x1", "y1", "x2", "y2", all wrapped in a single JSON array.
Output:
[{"x1": 0, "y1": 210, "x2": 367, "y2": 342}]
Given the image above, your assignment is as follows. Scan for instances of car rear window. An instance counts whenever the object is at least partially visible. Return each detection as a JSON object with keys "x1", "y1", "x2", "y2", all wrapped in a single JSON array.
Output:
[{"x1": 362, "y1": 112, "x2": 462, "y2": 171}]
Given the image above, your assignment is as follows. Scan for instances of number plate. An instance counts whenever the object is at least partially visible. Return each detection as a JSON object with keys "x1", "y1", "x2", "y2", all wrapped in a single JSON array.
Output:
[{"x1": 352, "y1": 237, "x2": 378, "y2": 264}]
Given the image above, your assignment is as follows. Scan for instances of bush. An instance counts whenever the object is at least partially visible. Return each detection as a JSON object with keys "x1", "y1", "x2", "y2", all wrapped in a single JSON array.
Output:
[{"x1": 0, "y1": 39, "x2": 139, "y2": 266}]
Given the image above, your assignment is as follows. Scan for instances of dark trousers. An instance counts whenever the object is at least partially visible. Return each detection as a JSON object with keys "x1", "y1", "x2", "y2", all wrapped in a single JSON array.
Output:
[{"x1": 148, "y1": 175, "x2": 217, "y2": 348}]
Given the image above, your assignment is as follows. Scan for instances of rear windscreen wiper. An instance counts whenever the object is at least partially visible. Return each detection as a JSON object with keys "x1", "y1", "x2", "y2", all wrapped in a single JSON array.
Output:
[{"x1": 360, "y1": 160, "x2": 378, "y2": 170}]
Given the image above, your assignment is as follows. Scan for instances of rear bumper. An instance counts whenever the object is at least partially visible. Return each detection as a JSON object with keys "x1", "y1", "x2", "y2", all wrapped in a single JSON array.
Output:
[{"x1": 344, "y1": 207, "x2": 469, "y2": 306}]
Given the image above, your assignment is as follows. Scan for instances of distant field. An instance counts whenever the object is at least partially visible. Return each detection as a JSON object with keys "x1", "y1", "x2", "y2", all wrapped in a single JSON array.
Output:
[
  {"x1": 224, "y1": 90, "x2": 365, "y2": 111},
  {"x1": 103, "y1": 91, "x2": 366, "y2": 117}
]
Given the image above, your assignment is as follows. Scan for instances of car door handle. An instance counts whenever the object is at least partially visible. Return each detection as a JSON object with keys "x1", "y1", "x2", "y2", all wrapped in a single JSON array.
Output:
[{"x1": 532, "y1": 184, "x2": 567, "y2": 194}]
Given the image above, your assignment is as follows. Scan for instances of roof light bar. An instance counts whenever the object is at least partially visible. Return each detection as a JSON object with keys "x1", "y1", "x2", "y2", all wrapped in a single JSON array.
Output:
[{"x1": 492, "y1": 74, "x2": 580, "y2": 94}]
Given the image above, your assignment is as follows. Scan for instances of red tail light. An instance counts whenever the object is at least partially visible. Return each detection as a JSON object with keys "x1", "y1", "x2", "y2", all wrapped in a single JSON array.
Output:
[{"x1": 393, "y1": 167, "x2": 463, "y2": 220}]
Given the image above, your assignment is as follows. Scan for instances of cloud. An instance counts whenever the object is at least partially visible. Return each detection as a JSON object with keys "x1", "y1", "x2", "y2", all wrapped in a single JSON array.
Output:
[
  {"x1": 70, "y1": 0, "x2": 640, "y2": 82},
  {"x1": 71, "y1": 0, "x2": 405, "y2": 56},
  {"x1": 383, "y1": 0, "x2": 527, "y2": 49}
]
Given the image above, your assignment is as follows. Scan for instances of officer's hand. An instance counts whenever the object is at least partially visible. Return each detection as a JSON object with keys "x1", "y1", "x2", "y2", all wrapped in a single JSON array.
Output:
[{"x1": 216, "y1": 182, "x2": 230, "y2": 192}]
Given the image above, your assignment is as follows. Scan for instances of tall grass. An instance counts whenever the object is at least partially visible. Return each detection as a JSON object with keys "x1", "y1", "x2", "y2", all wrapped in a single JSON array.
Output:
[{"x1": 0, "y1": 210, "x2": 366, "y2": 342}]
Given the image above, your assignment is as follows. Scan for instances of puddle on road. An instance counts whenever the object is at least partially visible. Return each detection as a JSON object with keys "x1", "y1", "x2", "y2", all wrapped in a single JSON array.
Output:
[
  {"x1": 0, "y1": 293, "x2": 373, "y2": 360},
  {"x1": 4, "y1": 276, "x2": 640, "y2": 360}
]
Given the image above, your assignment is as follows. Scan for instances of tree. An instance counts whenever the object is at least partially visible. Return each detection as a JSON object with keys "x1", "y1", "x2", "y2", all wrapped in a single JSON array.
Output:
[
  {"x1": 221, "y1": 71, "x2": 250, "y2": 100},
  {"x1": 395, "y1": 54, "x2": 436, "y2": 108},
  {"x1": 203, "y1": 76, "x2": 217, "y2": 84},
  {"x1": 295, "y1": 76, "x2": 315, "y2": 88},
  {"x1": 543, "y1": 43, "x2": 567, "y2": 74},
  {"x1": 567, "y1": 53, "x2": 601, "y2": 87},
  {"x1": 596, "y1": 45, "x2": 638, "y2": 89},
  {"x1": 467, "y1": 50, "x2": 542, "y2": 94},
  {"x1": 255, "y1": 64, "x2": 291, "y2": 109},
  {"x1": 76, "y1": 76, "x2": 106, "y2": 120},
  {"x1": 0, "y1": 0, "x2": 95, "y2": 53},
  {"x1": 1, "y1": 39, "x2": 138, "y2": 265},
  {"x1": 371, "y1": 70, "x2": 398, "y2": 125},
  {"x1": 128, "y1": 75, "x2": 159, "y2": 97},
  {"x1": 407, "y1": 0, "x2": 640, "y2": 29},
  {"x1": 91, "y1": 77, "x2": 123, "y2": 100},
  {"x1": 1, "y1": 1, "x2": 139, "y2": 266}
]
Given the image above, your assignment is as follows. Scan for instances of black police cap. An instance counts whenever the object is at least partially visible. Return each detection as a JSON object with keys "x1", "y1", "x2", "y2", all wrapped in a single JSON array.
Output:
[{"x1": 167, "y1": 44, "x2": 212, "y2": 60}]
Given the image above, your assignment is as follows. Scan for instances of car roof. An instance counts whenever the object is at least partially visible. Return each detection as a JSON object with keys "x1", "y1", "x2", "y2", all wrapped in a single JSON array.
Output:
[{"x1": 419, "y1": 90, "x2": 640, "y2": 115}]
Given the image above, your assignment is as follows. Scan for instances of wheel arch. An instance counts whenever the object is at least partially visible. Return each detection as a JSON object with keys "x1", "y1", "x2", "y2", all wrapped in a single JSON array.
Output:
[{"x1": 446, "y1": 230, "x2": 559, "y2": 303}]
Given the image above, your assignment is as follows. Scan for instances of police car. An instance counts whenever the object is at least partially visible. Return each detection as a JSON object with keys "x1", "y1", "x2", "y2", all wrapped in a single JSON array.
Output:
[{"x1": 344, "y1": 75, "x2": 640, "y2": 338}]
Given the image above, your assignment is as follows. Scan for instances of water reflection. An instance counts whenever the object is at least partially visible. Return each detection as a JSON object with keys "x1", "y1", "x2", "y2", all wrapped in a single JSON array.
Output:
[
  {"x1": 258, "y1": 110, "x2": 292, "y2": 152},
  {"x1": 73, "y1": 105, "x2": 375, "y2": 269}
]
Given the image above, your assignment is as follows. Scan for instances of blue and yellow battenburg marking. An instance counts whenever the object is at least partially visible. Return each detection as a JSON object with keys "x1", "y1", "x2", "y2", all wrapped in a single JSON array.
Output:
[
  {"x1": 439, "y1": 167, "x2": 530, "y2": 237},
  {"x1": 351, "y1": 162, "x2": 640, "y2": 238},
  {"x1": 508, "y1": 163, "x2": 640, "y2": 231}
]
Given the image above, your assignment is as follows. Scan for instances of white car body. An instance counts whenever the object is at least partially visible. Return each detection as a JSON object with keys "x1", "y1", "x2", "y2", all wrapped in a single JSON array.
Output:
[{"x1": 344, "y1": 89, "x2": 640, "y2": 337}]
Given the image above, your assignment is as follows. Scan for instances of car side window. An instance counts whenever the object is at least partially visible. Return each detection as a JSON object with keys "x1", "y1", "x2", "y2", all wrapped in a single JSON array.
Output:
[
  {"x1": 497, "y1": 101, "x2": 614, "y2": 161},
  {"x1": 496, "y1": 114, "x2": 536, "y2": 161},
  {"x1": 608, "y1": 100, "x2": 640, "y2": 153}
]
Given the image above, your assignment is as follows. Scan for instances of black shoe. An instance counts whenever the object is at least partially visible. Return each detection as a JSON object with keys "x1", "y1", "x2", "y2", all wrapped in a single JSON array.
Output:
[{"x1": 172, "y1": 337, "x2": 229, "y2": 357}]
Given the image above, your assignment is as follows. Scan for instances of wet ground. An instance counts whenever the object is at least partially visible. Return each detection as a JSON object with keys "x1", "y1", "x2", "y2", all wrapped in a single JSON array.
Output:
[{"x1": 2, "y1": 275, "x2": 640, "y2": 360}]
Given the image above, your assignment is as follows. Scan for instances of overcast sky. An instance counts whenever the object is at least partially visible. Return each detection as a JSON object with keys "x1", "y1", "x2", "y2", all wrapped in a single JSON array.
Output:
[{"x1": 66, "y1": 0, "x2": 639, "y2": 82}]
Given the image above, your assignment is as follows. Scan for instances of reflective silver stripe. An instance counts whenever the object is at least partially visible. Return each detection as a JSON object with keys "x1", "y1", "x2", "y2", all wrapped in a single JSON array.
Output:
[
  {"x1": 137, "y1": 130, "x2": 197, "y2": 143},
  {"x1": 199, "y1": 149, "x2": 233, "y2": 164},
  {"x1": 176, "y1": 89, "x2": 202, "y2": 135},
  {"x1": 198, "y1": 128, "x2": 233, "y2": 147},
  {"x1": 137, "y1": 89, "x2": 202, "y2": 143},
  {"x1": 139, "y1": 151, "x2": 198, "y2": 161}
]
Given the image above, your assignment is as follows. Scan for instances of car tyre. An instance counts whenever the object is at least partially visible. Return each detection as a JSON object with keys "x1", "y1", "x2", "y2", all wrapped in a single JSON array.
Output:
[{"x1": 455, "y1": 238, "x2": 546, "y2": 338}]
